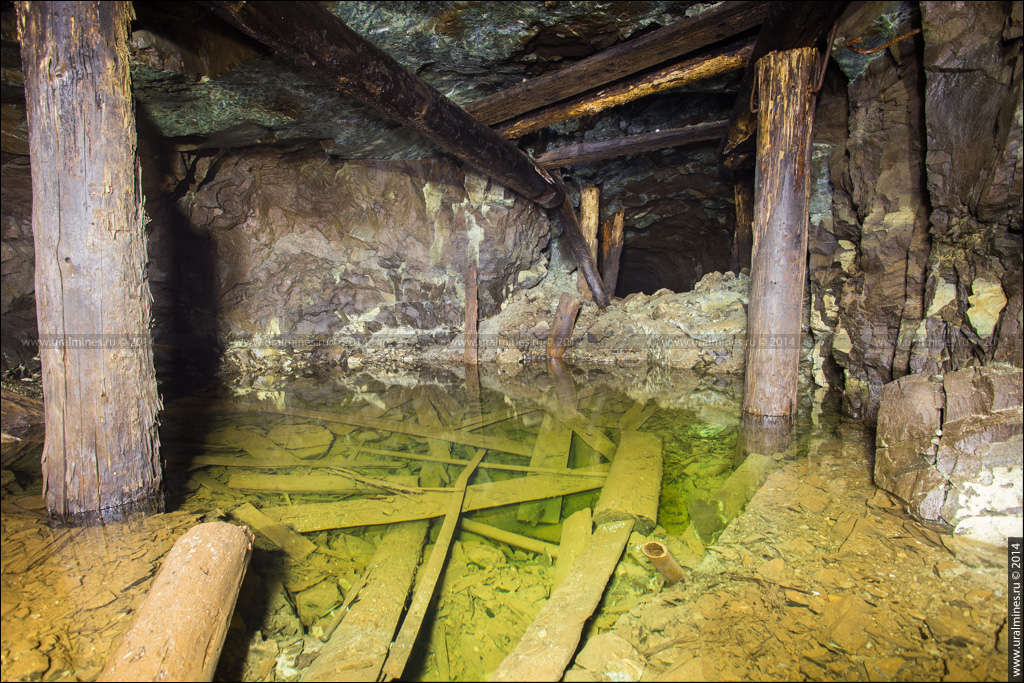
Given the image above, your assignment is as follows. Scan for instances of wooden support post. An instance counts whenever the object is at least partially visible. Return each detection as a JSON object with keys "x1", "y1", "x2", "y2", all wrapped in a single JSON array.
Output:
[
  {"x1": 546, "y1": 293, "x2": 582, "y2": 359},
  {"x1": 536, "y1": 121, "x2": 728, "y2": 168},
  {"x1": 301, "y1": 521, "x2": 428, "y2": 682},
  {"x1": 18, "y1": 1, "x2": 162, "y2": 519},
  {"x1": 464, "y1": 259, "x2": 479, "y2": 365},
  {"x1": 601, "y1": 209, "x2": 625, "y2": 301},
  {"x1": 498, "y1": 38, "x2": 754, "y2": 139},
  {"x1": 593, "y1": 431, "x2": 663, "y2": 534},
  {"x1": 465, "y1": 2, "x2": 767, "y2": 125},
  {"x1": 203, "y1": 1, "x2": 609, "y2": 307},
  {"x1": 719, "y1": 1, "x2": 845, "y2": 168},
  {"x1": 380, "y1": 448, "x2": 487, "y2": 681},
  {"x1": 99, "y1": 523, "x2": 253, "y2": 682},
  {"x1": 730, "y1": 172, "x2": 755, "y2": 274},
  {"x1": 742, "y1": 47, "x2": 818, "y2": 418},
  {"x1": 577, "y1": 184, "x2": 601, "y2": 302}
]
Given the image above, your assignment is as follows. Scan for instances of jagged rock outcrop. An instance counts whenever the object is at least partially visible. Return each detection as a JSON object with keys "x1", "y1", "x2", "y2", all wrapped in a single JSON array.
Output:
[
  {"x1": 0, "y1": 153, "x2": 36, "y2": 372},
  {"x1": 809, "y1": 1, "x2": 1022, "y2": 421},
  {"x1": 161, "y1": 148, "x2": 549, "y2": 346},
  {"x1": 875, "y1": 365, "x2": 1023, "y2": 552}
]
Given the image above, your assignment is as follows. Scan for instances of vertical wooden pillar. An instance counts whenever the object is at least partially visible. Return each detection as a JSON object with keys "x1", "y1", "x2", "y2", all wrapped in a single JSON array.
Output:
[
  {"x1": 464, "y1": 259, "x2": 478, "y2": 365},
  {"x1": 19, "y1": 2, "x2": 162, "y2": 518},
  {"x1": 730, "y1": 171, "x2": 754, "y2": 274},
  {"x1": 576, "y1": 184, "x2": 600, "y2": 302},
  {"x1": 743, "y1": 47, "x2": 817, "y2": 418},
  {"x1": 600, "y1": 208, "x2": 624, "y2": 300}
]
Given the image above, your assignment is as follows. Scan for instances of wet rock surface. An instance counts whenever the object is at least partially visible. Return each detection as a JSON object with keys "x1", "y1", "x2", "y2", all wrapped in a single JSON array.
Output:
[
  {"x1": 808, "y1": 1, "x2": 1023, "y2": 420},
  {"x1": 875, "y1": 365, "x2": 1023, "y2": 557}
]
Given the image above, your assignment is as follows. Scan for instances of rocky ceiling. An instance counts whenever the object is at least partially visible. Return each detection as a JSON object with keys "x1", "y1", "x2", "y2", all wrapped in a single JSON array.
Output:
[
  {"x1": 4, "y1": 2, "x2": 878, "y2": 296},
  {"x1": 3, "y1": 1, "x2": 739, "y2": 157}
]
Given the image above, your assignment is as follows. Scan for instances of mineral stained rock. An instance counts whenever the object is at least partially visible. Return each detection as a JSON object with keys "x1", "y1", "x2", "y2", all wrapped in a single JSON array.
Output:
[{"x1": 875, "y1": 365, "x2": 1023, "y2": 551}]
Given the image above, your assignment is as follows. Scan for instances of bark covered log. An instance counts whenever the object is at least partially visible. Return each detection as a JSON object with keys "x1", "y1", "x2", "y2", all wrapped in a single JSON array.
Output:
[
  {"x1": 99, "y1": 523, "x2": 253, "y2": 682},
  {"x1": 466, "y1": 1, "x2": 768, "y2": 125},
  {"x1": 743, "y1": 48, "x2": 818, "y2": 417},
  {"x1": 497, "y1": 38, "x2": 754, "y2": 139},
  {"x1": 536, "y1": 121, "x2": 728, "y2": 168},
  {"x1": 18, "y1": 1, "x2": 161, "y2": 518}
]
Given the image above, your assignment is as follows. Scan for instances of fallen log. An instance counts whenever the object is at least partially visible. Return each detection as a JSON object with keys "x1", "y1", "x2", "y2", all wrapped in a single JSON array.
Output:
[
  {"x1": 380, "y1": 448, "x2": 486, "y2": 680},
  {"x1": 99, "y1": 522, "x2": 253, "y2": 682},
  {"x1": 465, "y1": 1, "x2": 768, "y2": 125},
  {"x1": 301, "y1": 521, "x2": 428, "y2": 682},
  {"x1": 262, "y1": 472, "x2": 606, "y2": 533},
  {"x1": 490, "y1": 520, "x2": 634, "y2": 682},
  {"x1": 498, "y1": 38, "x2": 754, "y2": 139},
  {"x1": 536, "y1": 121, "x2": 728, "y2": 168}
]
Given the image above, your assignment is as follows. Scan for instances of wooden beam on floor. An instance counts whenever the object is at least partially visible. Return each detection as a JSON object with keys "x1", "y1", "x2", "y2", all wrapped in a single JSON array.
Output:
[
  {"x1": 536, "y1": 121, "x2": 728, "y2": 168},
  {"x1": 261, "y1": 472, "x2": 606, "y2": 532},
  {"x1": 301, "y1": 521, "x2": 427, "y2": 682},
  {"x1": 497, "y1": 37, "x2": 754, "y2": 139},
  {"x1": 465, "y1": 1, "x2": 768, "y2": 125},
  {"x1": 203, "y1": 1, "x2": 610, "y2": 307},
  {"x1": 719, "y1": 0, "x2": 846, "y2": 169},
  {"x1": 490, "y1": 520, "x2": 634, "y2": 682}
]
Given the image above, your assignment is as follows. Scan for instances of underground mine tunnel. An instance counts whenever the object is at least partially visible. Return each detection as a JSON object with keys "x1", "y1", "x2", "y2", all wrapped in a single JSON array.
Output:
[{"x1": 1, "y1": 1, "x2": 1022, "y2": 681}]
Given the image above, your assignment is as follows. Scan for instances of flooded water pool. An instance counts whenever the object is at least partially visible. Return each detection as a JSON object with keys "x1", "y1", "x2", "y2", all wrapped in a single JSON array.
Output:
[{"x1": 0, "y1": 364, "x2": 1008, "y2": 681}]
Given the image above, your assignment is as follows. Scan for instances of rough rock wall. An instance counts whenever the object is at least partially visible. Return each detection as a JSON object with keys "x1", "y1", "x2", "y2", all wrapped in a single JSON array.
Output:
[
  {"x1": 809, "y1": 1, "x2": 1023, "y2": 421},
  {"x1": 0, "y1": 153, "x2": 35, "y2": 372},
  {"x1": 163, "y1": 148, "x2": 550, "y2": 345}
]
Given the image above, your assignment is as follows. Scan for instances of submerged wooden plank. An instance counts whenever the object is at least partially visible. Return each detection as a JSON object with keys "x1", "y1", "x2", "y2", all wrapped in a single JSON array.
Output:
[
  {"x1": 516, "y1": 414, "x2": 573, "y2": 525},
  {"x1": 263, "y1": 473, "x2": 606, "y2": 533},
  {"x1": 490, "y1": 520, "x2": 634, "y2": 682},
  {"x1": 380, "y1": 449, "x2": 486, "y2": 680},
  {"x1": 231, "y1": 502, "x2": 318, "y2": 562},
  {"x1": 249, "y1": 405, "x2": 535, "y2": 457},
  {"x1": 301, "y1": 521, "x2": 428, "y2": 682},
  {"x1": 226, "y1": 472, "x2": 419, "y2": 494},
  {"x1": 593, "y1": 431, "x2": 663, "y2": 534},
  {"x1": 553, "y1": 508, "x2": 591, "y2": 587}
]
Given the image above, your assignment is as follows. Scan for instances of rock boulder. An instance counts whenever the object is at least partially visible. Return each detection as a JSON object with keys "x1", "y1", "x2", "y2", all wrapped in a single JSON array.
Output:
[{"x1": 875, "y1": 365, "x2": 1023, "y2": 551}]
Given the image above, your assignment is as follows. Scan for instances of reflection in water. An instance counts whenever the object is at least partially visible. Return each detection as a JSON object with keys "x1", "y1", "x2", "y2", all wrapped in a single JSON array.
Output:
[{"x1": 2, "y1": 365, "x2": 833, "y2": 682}]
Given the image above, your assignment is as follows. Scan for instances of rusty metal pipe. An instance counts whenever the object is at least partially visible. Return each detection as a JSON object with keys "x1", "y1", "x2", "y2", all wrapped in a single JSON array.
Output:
[{"x1": 642, "y1": 540, "x2": 686, "y2": 586}]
